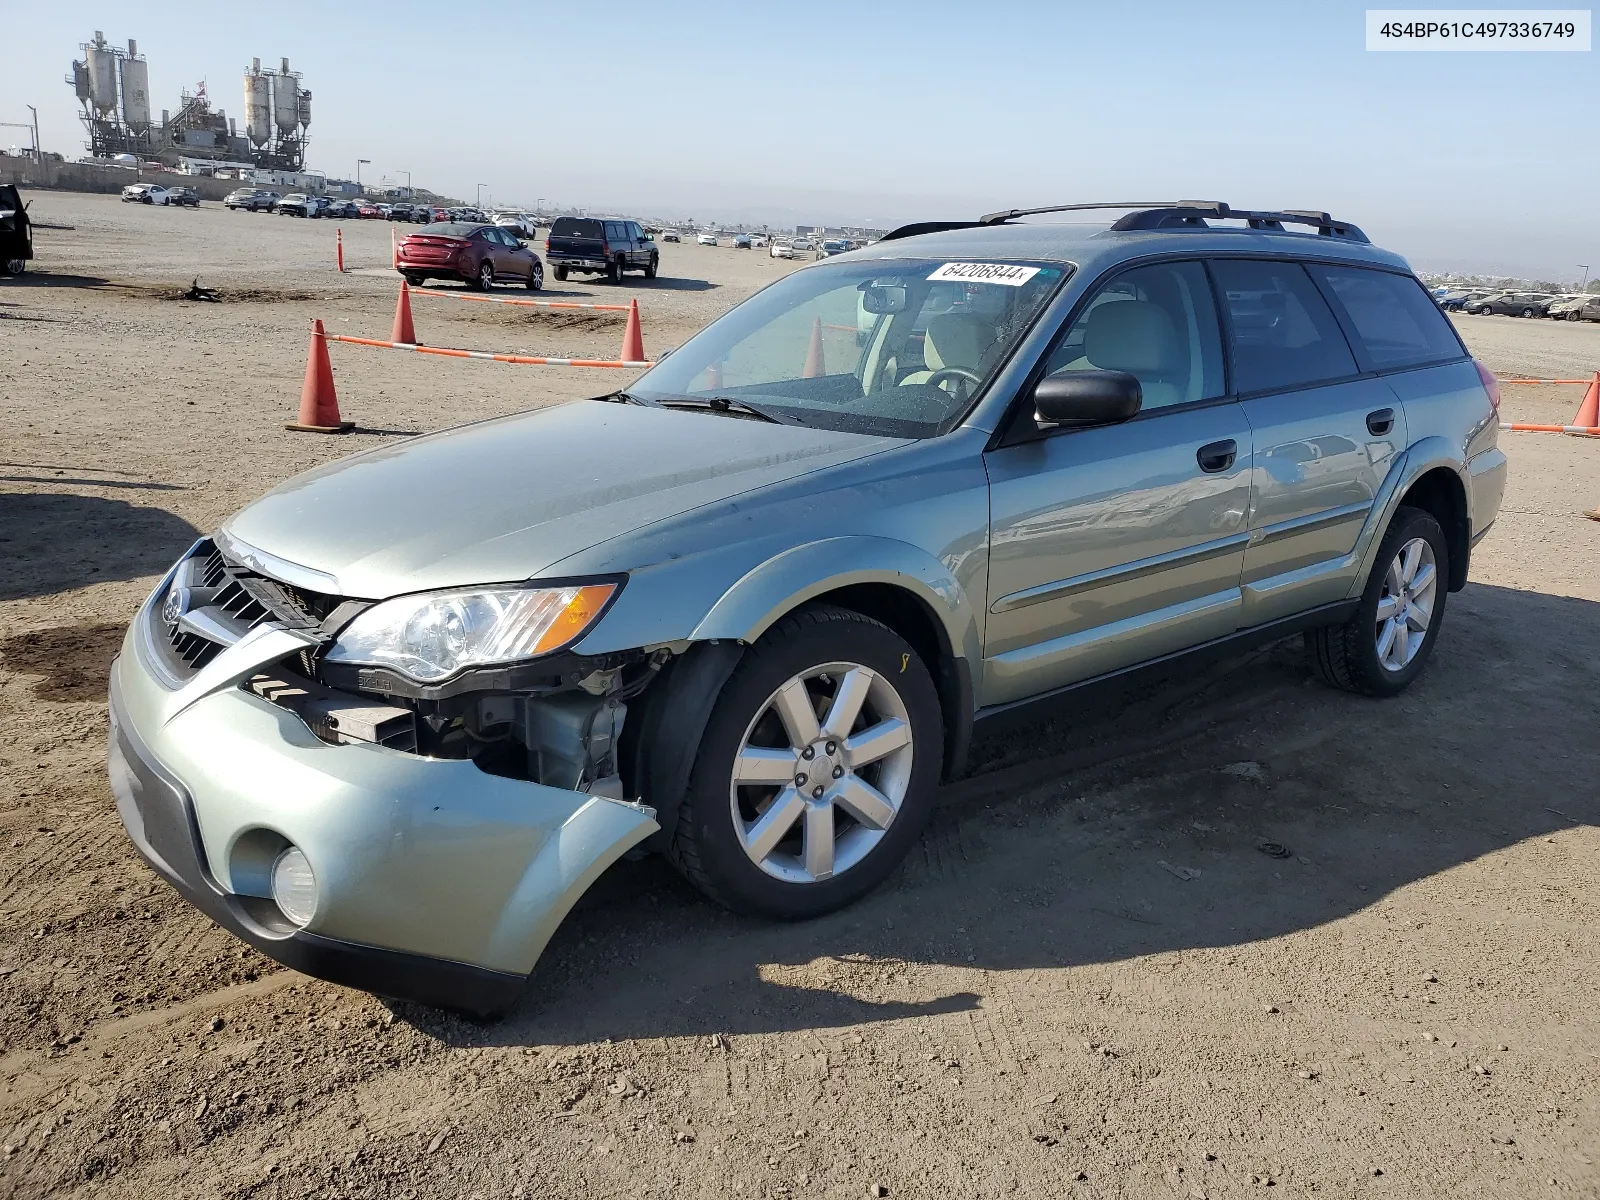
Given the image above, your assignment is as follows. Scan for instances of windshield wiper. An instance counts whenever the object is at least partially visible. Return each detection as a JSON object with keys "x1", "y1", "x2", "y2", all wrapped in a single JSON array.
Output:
[
  {"x1": 599, "y1": 390, "x2": 659, "y2": 407},
  {"x1": 657, "y1": 396, "x2": 795, "y2": 425}
]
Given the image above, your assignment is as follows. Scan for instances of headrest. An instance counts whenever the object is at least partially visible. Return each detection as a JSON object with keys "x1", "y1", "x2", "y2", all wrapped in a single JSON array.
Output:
[
  {"x1": 1085, "y1": 301, "x2": 1181, "y2": 375},
  {"x1": 923, "y1": 314, "x2": 991, "y2": 372}
]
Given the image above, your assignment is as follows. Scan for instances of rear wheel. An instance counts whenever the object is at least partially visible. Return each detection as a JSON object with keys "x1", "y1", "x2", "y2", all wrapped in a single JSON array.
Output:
[
  {"x1": 1520, "y1": 307, "x2": 1536, "y2": 318},
  {"x1": 667, "y1": 605, "x2": 942, "y2": 919},
  {"x1": 2, "y1": 258, "x2": 25, "y2": 276},
  {"x1": 475, "y1": 260, "x2": 495, "y2": 291},
  {"x1": 607, "y1": 256, "x2": 624, "y2": 284},
  {"x1": 403, "y1": 272, "x2": 426, "y2": 287},
  {"x1": 526, "y1": 261, "x2": 543, "y2": 291},
  {"x1": 553, "y1": 265, "x2": 568, "y2": 282},
  {"x1": 1305, "y1": 506, "x2": 1448, "y2": 697}
]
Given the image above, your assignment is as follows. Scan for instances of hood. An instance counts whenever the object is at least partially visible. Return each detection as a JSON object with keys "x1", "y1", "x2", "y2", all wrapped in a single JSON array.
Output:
[{"x1": 223, "y1": 400, "x2": 902, "y2": 598}]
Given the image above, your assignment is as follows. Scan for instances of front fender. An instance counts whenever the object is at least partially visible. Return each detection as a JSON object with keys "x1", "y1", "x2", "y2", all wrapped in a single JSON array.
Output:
[
  {"x1": 689, "y1": 535, "x2": 983, "y2": 667},
  {"x1": 1345, "y1": 436, "x2": 1467, "y2": 599}
]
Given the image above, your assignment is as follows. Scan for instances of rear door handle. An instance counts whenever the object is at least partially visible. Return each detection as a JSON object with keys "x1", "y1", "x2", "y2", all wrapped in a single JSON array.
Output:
[
  {"x1": 1196, "y1": 439, "x2": 1237, "y2": 474},
  {"x1": 1367, "y1": 408, "x2": 1395, "y2": 436}
]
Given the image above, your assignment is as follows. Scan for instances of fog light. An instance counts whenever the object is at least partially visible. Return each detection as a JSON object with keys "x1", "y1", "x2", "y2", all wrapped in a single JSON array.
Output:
[{"x1": 270, "y1": 846, "x2": 318, "y2": 927}]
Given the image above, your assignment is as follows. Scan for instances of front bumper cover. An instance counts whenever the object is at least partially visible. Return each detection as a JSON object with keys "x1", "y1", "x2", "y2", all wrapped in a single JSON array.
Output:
[{"x1": 106, "y1": 585, "x2": 659, "y2": 1017}]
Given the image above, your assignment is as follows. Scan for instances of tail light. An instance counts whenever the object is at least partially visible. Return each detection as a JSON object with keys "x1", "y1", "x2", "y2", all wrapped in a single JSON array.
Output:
[
  {"x1": 1473, "y1": 359, "x2": 1501, "y2": 411},
  {"x1": 544, "y1": 238, "x2": 551, "y2": 253}
]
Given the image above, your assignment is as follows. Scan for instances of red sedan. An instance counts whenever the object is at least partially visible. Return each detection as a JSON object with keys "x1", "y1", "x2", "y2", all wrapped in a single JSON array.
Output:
[{"x1": 397, "y1": 223, "x2": 544, "y2": 291}]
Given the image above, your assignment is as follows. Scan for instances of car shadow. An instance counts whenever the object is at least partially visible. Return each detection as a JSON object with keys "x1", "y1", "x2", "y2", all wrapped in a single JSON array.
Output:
[
  {"x1": 386, "y1": 580, "x2": 1600, "y2": 1046},
  {"x1": 0, "y1": 492, "x2": 200, "y2": 601},
  {"x1": 635, "y1": 277, "x2": 718, "y2": 292},
  {"x1": 0, "y1": 272, "x2": 112, "y2": 290}
]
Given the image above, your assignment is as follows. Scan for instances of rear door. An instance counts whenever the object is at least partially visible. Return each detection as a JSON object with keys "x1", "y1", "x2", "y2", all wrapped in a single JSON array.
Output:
[
  {"x1": 1210, "y1": 258, "x2": 1404, "y2": 627},
  {"x1": 982, "y1": 259, "x2": 1253, "y2": 706}
]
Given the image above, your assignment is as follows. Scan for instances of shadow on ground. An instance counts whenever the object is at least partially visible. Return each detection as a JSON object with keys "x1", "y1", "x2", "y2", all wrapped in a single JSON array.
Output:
[
  {"x1": 388, "y1": 581, "x2": 1599, "y2": 1047},
  {"x1": 0, "y1": 492, "x2": 199, "y2": 601}
]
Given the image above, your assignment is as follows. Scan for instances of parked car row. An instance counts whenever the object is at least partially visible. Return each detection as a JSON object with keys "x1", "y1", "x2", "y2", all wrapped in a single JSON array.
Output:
[
  {"x1": 1435, "y1": 287, "x2": 1599, "y2": 319},
  {"x1": 121, "y1": 184, "x2": 200, "y2": 207}
]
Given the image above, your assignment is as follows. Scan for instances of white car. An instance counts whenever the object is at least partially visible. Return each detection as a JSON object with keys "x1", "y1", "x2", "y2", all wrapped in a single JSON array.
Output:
[
  {"x1": 769, "y1": 241, "x2": 795, "y2": 259},
  {"x1": 790, "y1": 236, "x2": 814, "y2": 251},
  {"x1": 121, "y1": 184, "x2": 171, "y2": 205},
  {"x1": 492, "y1": 212, "x2": 533, "y2": 238},
  {"x1": 697, "y1": 232, "x2": 718, "y2": 246}
]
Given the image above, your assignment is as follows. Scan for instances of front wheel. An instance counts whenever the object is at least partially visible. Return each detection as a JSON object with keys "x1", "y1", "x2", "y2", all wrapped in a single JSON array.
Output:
[
  {"x1": 526, "y1": 261, "x2": 543, "y2": 291},
  {"x1": 2, "y1": 258, "x2": 25, "y2": 276},
  {"x1": 645, "y1": 254, "x2": 658, "y2": 280},
  {"x1": 667, "y1": 605, "x2": 943, "y2": 920},
  {"x1": 1305, "y1": 505, "x2": 1448, "y2": 697}
]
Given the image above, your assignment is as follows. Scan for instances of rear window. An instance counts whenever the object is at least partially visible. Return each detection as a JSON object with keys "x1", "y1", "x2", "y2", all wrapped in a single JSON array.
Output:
[
  {"x1": 551, "y1": 217, "x2": 602, "y2": 238},
  {"x1": 1311, "y1": 266, "x2": 1467, "y2": 371},
  {"x1": 1211, "y1": 260, "x2": 1358, "y2": 394},
  {"x1": 416, "y1": 222, "x2": 480, "y2": 237}
]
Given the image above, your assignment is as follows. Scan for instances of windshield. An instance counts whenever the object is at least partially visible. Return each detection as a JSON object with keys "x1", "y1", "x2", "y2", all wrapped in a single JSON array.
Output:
[{"x1": 628, "y1": 257, "x2": 1069, "y2": 437}]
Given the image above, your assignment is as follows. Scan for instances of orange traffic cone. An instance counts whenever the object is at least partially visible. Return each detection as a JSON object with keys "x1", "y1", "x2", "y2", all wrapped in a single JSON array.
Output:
[
  {"x1": 286, "y1": 319, "x2": 354, "y2": 433},
  {"x1": 802, "y1": 317, "x2": 825, "y2": 378},
  {"x1": 1572, "y1": 371, "x2": 1600, "y2": 430},
  {"x1": 391, "y1": 280, "x2": 417, "y2": 345},
  {"x1": 620, "y1": 298, "x2": 645, "y2": 362}
]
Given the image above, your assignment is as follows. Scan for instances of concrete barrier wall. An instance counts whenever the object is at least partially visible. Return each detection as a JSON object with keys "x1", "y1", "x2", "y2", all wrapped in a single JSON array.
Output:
[{"x1": 0, "y1": 157, "x2": 240, "y2": 201}]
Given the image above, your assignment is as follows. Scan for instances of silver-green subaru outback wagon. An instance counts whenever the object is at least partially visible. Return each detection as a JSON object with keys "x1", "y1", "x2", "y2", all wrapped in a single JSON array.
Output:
[{"x1": 109, "y1": 201, "x2": 1507, "y2": 1016}]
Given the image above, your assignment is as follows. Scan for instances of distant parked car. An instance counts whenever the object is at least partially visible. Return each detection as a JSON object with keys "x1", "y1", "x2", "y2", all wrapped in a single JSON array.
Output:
[
  {"x1": 1534, "y1": 294, "x2": 1579, "y2": 317},
  {"x1": 223, "y1": 188, "x2": 276, "y2": 212},
  {"x1": 356, "y1": 202, "x2": 382, "y2": 219},
  {"x1": 770, "y1": 240, "x2": 795, "y2": 259},
  {"x1": 121, "y1": 184, "x2": 171, "y2": 205},
  {"x1": 1548, "y1": 294, "x2": 1600, "y2": 322},
  {"x1": 790, "y1": 236, "x2": 814, "y2": 252},
  {"x1": 165, "y1": 186, "x2": 201, "y2": 207},
  {"x1": 732, "y1": 234, "x2": 752, "y2": 249},
  {"x1": 1438, "y1": 289, "x2": 1489, "y2": 312},
  {"x1": 398, "y1": 222, "x2": 544, "y2": 291},
  {"x1": 492, "y1": 211, "x2": 534, "y2": 238},
  {"x1": 277, "y1": 194, "x2": 323, "y2": 218},
  {"x1": 818, "y1": 239, "x2": 848, "y2": 257},
  {"x1": 660, "y1": 230, "x2": 680, "y2": 243},
  {"x1": 1473, "y1": 292, "x2": 1555, "y2": 317},
  {"x1": 697, "y1": 232, "x2": 718, "y2": 246}
]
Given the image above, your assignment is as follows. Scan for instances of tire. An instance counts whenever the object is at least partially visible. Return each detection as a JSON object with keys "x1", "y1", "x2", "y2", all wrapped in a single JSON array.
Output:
[
  {"x1": 403, "y1": 272, "x2": 426, "y2": 287},
  {"x1": 526, "y1": 261, "x2": 543, "y2": 291},
  {"x1": 475, "y1": 260, "x2": 495, "y2": 291},
  {"x1": 607, "y1": 256, "x2": 624, "y2": 284},
  {"x1": 1520, "y1": 307, "x2": 1535, "y2": 318},
  {"x1": 2, "y1": 258, "x2": 25, "y2": 276},
  {"x1": 1569, "y1": 311, "x2": 1584, "y2": 322},
  {"x1": 667, "y1": 604, "x2": 943, "y2": 920},
  {"x1": 1304, "y1": 505, "x2": 1448, "y2": 698},
  {"x1": 645, "y1": 253, "x2": 658, "y2": 280},
  {"x1": 553, "y1": 265, "x2": 567, "y2": 282}
]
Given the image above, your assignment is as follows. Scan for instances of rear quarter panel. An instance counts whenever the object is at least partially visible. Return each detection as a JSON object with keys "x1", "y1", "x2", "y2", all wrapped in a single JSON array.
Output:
[{"x1": 1382, "y1": 358, "x2": 1502, "y2": 535}]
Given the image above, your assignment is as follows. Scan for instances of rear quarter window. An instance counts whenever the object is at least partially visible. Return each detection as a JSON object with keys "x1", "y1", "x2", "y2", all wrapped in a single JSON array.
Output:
[{"x1": 1311, "y1": 266, "x2": 1467, "y2": 371}]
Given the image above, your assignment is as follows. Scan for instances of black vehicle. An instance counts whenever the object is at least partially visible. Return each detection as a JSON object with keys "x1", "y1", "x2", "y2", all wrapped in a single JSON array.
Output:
[
  {"x1": 388, "y1": 202, "x2": 414, "y2": 222},
  {"x1": 0, "y1": 184, "x2": 32, "y2": 276},
  {"x1": 166, "y1": 186, "x2": 201, "y2": 208},
  {"x1": 544, "y1": 216, "x2": 658, "y2": 283}
]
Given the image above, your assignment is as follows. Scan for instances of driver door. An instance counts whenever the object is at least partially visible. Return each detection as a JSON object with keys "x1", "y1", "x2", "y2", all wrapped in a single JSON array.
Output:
[{"x1": 981, "y1": 260, "x2": 1253, "y2": 706}]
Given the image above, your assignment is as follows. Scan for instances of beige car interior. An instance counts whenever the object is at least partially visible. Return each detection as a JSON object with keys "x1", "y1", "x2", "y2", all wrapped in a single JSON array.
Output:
[{"x1": 897, "y1": 313, "x2": 999, "y2": 389}]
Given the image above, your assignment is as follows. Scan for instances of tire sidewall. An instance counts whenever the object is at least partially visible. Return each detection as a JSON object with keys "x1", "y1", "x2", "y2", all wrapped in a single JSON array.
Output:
[
  {"x1": 680, "y1": 613, "x2": 943, "y2": 919},
  {"x1": 1350, "y1": 507, "x2": 1449, "y2": 695}
]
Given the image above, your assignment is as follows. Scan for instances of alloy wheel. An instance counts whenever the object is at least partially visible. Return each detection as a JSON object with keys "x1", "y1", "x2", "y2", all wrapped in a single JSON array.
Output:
[
  {"x1": 1375, "y1": 537, "x2": 1438, "y2": 672},
  {"x1": 729, "y1": 661, "x2": 914, "y2": 884},
  {"x1": 478, "y1": 262, "x2": 494, "y2": 290}
]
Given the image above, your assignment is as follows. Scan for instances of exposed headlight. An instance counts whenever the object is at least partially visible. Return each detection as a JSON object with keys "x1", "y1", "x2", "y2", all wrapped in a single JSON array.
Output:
[
  {"x1": 323, "y1": 583, "x2": 618, "y2": 683},
  {"x1": 271, "y1": 846, "x2": 318, "y2": 927}
]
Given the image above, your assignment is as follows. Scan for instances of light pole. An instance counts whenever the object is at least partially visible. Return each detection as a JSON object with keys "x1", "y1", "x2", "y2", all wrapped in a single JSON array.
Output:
[
  {"x1": 476, "y1": 183, "x2": 487, "y2": 209},
  {"x1": 537, "y1": 197, "x2": 547, "y2": 215},
  {"x1": 400, "y1": 170, "x2": 411, "y2": 195},
  {"x1": 1580, "y1": 264, "x2": 1592, "y2": 290},
  {"x1": 27, "y1": 105, "x2": 39, "y2": 163},
  {"x1": 356, "y1": 158, "x2": 370, "y2": 192}
]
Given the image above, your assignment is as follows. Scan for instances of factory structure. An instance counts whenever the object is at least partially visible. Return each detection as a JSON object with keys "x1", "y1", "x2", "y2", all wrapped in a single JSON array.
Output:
[{"x1": 67, "y1": 32, "x2": 312, "y2": 175}]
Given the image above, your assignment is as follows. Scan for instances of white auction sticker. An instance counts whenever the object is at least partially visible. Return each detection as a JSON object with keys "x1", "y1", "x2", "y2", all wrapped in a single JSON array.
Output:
[
  {"x1": 1366, "y1": 10, "x2": 1590, "y2": 50},
  {"x1": 927, "y1": 262, "x2": 1041, "y2": 287}
]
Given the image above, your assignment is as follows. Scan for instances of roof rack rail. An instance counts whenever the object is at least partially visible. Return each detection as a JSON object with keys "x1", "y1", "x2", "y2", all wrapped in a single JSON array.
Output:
[{"x1": 881, "y1": 200, "x2": 1368, "y2": 244}]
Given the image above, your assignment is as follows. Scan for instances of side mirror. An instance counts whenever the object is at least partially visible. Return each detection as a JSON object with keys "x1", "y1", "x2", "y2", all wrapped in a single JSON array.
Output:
[{"x1": 1032, "y1": 371, "x2": 1143, "y2": 427}]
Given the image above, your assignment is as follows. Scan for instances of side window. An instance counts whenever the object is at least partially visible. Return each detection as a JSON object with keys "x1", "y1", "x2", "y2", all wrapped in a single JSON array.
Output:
[
  {"x1": 604, "y1": 221, "x2": 627, "y2": 242},
  {"x1": 1042, "y1": 261, "x2": 1224, "y2": 410},
  {"x1": 1211, "y1": 260, "x2": 1358, "y2": 394},
  {"x1": 1311, "y1": 265, "x2": 1466, "y2": 371}
]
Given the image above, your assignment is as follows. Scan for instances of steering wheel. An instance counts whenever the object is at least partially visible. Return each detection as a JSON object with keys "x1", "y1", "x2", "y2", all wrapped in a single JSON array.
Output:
[{"x1": 925, "y1": 366, "x2": 983, "y2": 397}]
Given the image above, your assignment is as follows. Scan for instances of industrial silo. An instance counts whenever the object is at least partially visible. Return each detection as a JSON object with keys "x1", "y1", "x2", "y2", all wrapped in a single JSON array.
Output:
[
  {"x1": 272, "y1": 58, "x2": 299, "y2": 133},
  {"x1": 297, "y1": 89, "x2": 312, "y2": 130},
  {"x1": 119, "y1": 43, "x2": 151, "y2": 134},
  {"x1": 244, "y1": 59, "x2": 271, "y2": 148},
  {"x1": 87, "y1": 38, "x2": 118, "y2": 116}
]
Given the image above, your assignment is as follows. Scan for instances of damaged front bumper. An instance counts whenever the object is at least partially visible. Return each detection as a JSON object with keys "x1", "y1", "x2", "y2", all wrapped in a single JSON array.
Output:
[{"x1": 107, "y1": 589, "x2": 659, "y2": 1018}]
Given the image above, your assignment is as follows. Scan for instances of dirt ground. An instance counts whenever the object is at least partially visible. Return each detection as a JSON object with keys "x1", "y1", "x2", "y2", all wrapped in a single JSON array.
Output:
[{"x1": 2, "y1": 192, "x2": 1599, "y2": 1200}]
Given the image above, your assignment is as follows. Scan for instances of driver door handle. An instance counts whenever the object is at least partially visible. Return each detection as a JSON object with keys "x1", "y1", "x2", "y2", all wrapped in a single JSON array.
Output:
[{"x1": 1196, "y1": 439, "x2": 1237, "y2": 474}]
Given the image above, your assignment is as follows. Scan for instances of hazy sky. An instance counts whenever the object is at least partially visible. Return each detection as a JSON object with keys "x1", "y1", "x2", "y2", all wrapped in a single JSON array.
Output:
[{"x1": 6, "y1": 1, "x2": 1596, "y2": 276}]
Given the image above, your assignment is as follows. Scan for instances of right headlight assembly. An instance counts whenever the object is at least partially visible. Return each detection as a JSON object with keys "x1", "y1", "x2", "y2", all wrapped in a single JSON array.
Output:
[{"x1": 323, "y1": 582, "x2": 619, "y2": 684}]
